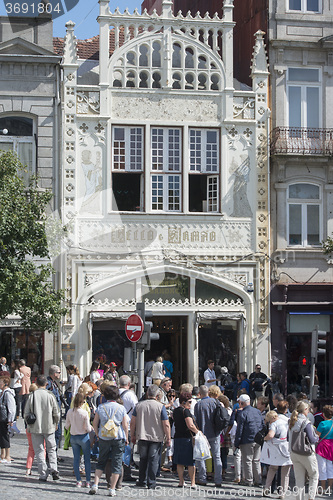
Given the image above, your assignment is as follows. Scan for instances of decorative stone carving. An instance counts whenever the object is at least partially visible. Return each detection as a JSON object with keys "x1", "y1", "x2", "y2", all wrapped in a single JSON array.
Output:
[
  {"x1": 111, "y1": 95, "x2": 220, "y2": 121},
  {"x1": 77, "y1": 221, "x2": 252, "y2": 253},
  {"x1": 77, "y1": 91, "x2": 100, "y2": 114},
  {"x1": 88, "y1": 296, "x2": 244, "y2": 308},
  {"x1": 230, "y1": 155, "x2": 253, "y2": 218},
  {"x1": 233, "y1": 96, "x2": 255, "y2": 119}
]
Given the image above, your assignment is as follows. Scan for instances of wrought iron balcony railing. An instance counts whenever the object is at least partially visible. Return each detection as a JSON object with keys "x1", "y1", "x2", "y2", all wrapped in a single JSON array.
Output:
[{"x1": 270, "y1": 127, "x2": 333, "y2": 155}]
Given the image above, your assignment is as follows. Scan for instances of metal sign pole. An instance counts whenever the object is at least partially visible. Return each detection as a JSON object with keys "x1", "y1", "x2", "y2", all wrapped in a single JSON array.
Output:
[
  {"x1": 137, "y1": 347, "x2": 145, "y2": 399},
  {"x1": 132, "y1": 342, "x2": 137, "y2": 372}
]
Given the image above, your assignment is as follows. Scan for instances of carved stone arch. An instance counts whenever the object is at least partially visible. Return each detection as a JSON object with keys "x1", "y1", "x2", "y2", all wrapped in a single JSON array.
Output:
[
  {"x1": 79, "y1": 263, "x2": 252, "y2": 306},
  {"x1": 109, "y1": 30, "x2": 226, "y2": 90}
]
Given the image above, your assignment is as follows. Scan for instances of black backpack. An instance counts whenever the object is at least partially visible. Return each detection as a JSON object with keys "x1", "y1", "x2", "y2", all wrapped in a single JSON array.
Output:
[{"x1": 212, "y1": 400, "x2": 230, "y2": 434}]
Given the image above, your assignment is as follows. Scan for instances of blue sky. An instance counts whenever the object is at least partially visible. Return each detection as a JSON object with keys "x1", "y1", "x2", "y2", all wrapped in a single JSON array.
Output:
[
  {"x1": 53, "y1": 0, "x2": 144, "y2": 39},
  {"x1": 0, "y1": 1, "x2": 144, "y2": 40}
]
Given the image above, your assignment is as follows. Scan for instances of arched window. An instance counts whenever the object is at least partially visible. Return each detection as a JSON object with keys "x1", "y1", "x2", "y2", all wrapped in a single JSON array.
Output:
[
  {"x1": 0, "y1": 116, "x2": 34, "y2": 184},
  {"x1": 288, "y1": 183, "x2": 321, "y2": 246},
  {"x1": 111, "y1": 35, "x2": 224, "y2": 91}
]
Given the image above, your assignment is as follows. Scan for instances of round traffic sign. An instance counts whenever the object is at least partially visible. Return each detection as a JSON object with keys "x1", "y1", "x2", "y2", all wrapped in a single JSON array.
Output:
[{"x1": 125, "y1": 314, "x2": 144, "y2": 342}]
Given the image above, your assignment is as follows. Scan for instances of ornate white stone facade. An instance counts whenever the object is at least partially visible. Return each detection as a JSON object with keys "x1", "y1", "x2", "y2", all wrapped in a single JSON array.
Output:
[{"x1": 60, "y1": 0, "x2": 270, "y2": 385}]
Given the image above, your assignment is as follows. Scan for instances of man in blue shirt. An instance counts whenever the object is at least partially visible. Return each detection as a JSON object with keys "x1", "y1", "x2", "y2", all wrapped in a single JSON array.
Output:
[
  {"x1": 194, "y1": 385, "x2": 223, "y2": 487},
  {"x1": 234, "y1": 394, "x2": 264, "y2": 486}
]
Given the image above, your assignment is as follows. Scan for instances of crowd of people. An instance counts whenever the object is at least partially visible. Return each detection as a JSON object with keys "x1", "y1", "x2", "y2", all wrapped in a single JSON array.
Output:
[{"x1": 0, "y1": 355, "x2": 332, "y2": 499}]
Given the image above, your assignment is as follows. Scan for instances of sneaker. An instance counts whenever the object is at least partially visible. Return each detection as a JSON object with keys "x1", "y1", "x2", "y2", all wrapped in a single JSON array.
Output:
[
  {"x1": 76, "y1": 481, "x2": 82, "y2": 488},
  {"x1": 89, "y1": 484, "x2": 98, "y2": 495},
  {"x1": 85, "y1": 482, "x2": 91, "y2": 488},
  {"x1": 136, "y1": 480, "x2": 147, "y2": 487},
  {"x1": 109, "y1": 489, "x2": 116, "y2": 497},
  {"x1": 52, "y1": 471, "x2": 60, "y2": 481}
]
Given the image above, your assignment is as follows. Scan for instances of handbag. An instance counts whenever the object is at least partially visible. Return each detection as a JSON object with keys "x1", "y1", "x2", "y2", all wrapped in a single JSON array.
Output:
[
  {"x1": 193, "y1": 431, "x2": 211, "y2": 461},
  {"x1": 123, "y1": 444, "x2": 131, "y2": 467},
  {"x1": 254, "y1": 422, "x2": 268, "y2": 446},
  {"x1": 0, "y1": 390, "x2": 8, "y2": 422},
  {"x1": 291, "y1": 420, "x2": 313, "y2": 456},
  {"x1": 25, "y1": 392, "x2": 37, "y2": 425},
  {"x1": 315, "y1": 419, "x2": 333, "y2": 461}
]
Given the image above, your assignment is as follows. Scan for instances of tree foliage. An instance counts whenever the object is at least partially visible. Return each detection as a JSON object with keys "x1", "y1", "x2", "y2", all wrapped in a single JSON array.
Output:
[
  {"x1": 0, "y1": 151, "x2": 67, "y2": 331},
  {"x1": 322, "y1": 236, "x2": 333, "y2": 255}
]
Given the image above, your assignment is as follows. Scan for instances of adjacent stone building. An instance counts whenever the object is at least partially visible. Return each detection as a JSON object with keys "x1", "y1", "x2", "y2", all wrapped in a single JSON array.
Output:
[
  {"x1": 221, "y1": 0, "x2": 333, "y2": 396},
  {"x1": 0, "y1": 14, "x2": 61, "y2": 373}
]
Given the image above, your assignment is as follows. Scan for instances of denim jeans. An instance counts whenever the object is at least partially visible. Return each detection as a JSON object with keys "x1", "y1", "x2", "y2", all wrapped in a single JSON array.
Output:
[
  {"x1": 138, "y1": 440, "x2": 162, "y2": 488},
  {"x1": 196, "y1": 436, "x2": 222, "y2": 484},
  {"x1": 70, "y1": 433, "x2": 91, "y2": 482},
  {"x1": 55, "y1": 421, "x2": 62, "y2": 449}
]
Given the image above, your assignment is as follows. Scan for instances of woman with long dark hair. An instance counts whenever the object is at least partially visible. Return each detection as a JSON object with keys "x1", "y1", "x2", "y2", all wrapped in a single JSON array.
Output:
[
  {"x1": 0, "y1": 375, "x2": 16, "y2": 463},
  {"x1": 90, "y1": 361, "x2": 101, "y2": 384},
  {"x1": 10, "y1": 359, "x2": 23, "y2": 418}
]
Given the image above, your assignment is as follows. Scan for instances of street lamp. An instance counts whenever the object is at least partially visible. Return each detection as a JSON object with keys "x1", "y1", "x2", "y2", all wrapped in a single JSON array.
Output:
[{"x1": 0, "y1": 129, "x2": 8, "y2": 135}]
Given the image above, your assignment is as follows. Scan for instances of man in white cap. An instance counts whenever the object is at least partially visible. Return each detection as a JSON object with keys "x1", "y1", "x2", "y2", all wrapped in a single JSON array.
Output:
[{"x1": 234, "y1": 394, "x2": 264, "y2": 487}]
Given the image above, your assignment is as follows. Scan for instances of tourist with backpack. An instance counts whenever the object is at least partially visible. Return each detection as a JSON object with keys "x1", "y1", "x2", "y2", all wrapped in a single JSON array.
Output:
[{"x1": 89, "y1": 385, "x2": 128, "y2": 496}]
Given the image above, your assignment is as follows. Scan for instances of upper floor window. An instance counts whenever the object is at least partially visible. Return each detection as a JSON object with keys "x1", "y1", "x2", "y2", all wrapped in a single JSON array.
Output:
[
  {"x1": 189, "y1": 129, "x2": 219, "y2": 212},
  {"x1": 288, "y1": 0, "x2": 320, "y2": 12},
  {"x1": 112, "y1": 126, "x2": 144, "y2": 211},
  {"x1": 0, "y1": 116, "x2": 34, "y2": 184},
  {"x1": 287, "y1": 68, "x2": 321, "y2": 129},
  {"x1": 151, "y1": 128, "x2": 182, "y2": 212},
  {"x1": 111, "y1": 125, "x2": 220, "y2": 214},
  {"x1": 288, "y1": 183, "x2": 321, "y2": 246}
]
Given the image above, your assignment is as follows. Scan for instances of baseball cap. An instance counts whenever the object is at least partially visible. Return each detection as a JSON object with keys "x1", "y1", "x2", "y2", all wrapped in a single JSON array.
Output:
[{"x1": 237, "y1": 394, "x2": 250, "y2": 403}]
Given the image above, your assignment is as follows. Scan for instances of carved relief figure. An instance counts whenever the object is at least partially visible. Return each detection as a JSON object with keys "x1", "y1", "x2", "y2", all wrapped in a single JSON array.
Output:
[
  {"x1": 230, "y1": 155, "x2": 253, "y2": 218},
  {"x1": 81, "y1": 149, "x2": 102, "y2": 213}
]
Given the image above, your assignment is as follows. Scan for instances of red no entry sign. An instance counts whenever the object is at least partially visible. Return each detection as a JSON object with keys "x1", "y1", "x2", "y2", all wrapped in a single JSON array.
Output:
[{"x1": 125, "y1": 314, "x2": 144, "y2": 342}]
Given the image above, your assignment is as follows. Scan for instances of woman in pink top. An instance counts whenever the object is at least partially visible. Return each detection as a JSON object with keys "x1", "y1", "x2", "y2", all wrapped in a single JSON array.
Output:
[
  {"x1": 65, "y1": 392, "x2": 92, "y2": 488},
  {"x1": 19, "y1": 359, "x2": 31, "y2": 417}
]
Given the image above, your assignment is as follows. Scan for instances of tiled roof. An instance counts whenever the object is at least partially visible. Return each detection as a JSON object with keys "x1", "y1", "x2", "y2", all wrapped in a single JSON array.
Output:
[{"x1": 53, "y1": 28, "x2": 128, "y2": 61}]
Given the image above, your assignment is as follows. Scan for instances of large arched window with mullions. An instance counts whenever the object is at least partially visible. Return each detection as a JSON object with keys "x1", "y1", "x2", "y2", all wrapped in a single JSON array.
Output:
[{"x1": 0, "y1": 116, "x2": 35, "y2": 184}]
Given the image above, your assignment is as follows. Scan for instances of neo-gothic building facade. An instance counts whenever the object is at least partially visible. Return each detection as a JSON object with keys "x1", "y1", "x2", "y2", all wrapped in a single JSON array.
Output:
[{"x1": 58, "y1": 0, "x2": 270, "y2": 388}]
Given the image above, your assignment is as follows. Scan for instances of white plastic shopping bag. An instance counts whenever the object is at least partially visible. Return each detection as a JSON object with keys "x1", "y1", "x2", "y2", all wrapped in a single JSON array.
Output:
[{"x1": 193, "y1": 431, "x2": 211, "y2": 461}]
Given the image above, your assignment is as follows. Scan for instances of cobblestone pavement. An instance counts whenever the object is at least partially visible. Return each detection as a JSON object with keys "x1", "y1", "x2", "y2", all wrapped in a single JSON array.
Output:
[{"x1": 0, "y1": 418, "x2": 301, "y2": 500}]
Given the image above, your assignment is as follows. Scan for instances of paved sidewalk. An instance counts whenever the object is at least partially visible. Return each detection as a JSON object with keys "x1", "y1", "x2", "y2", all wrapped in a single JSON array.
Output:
[{"x1": 1, "y1": 418, "x2": 300, "y2": 500}]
